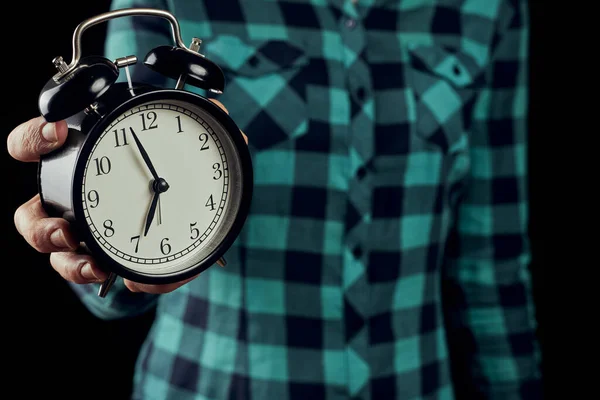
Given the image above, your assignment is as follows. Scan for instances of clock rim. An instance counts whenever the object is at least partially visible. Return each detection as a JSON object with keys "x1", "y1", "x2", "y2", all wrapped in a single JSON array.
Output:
[{"x1": 71, "y1": 89, "x2": 253, "y2": 284}]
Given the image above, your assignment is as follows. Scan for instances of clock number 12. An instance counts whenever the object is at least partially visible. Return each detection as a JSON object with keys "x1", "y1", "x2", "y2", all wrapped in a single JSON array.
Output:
[{"x1": 140, "y1": 111, "x2": 158, "y2": 131}]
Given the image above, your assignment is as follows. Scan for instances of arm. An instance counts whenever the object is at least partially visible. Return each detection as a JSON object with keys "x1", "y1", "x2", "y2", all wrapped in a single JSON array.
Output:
[
  {"x1": 66, "y1": 0, "x2": 171, "y2": 320},
  {"x1": 442, "y1": 1, "x2": 543, "y2": 398}
]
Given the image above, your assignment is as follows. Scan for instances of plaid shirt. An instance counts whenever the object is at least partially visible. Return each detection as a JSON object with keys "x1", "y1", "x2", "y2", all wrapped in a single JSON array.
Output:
[{"x1": 70, "y1": 0, "x2": 542, "y2": 399}]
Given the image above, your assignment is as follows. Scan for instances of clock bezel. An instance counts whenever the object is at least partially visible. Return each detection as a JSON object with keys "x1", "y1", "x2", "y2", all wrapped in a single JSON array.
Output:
[{"x1": 71, "y1": 89, "x2": 253, "y2": 284}]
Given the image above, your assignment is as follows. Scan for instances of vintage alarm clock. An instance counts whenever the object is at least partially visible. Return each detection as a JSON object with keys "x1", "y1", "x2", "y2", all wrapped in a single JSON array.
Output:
[{"x1": 37, "y1": 8, "x2": 253, "y2": 297}]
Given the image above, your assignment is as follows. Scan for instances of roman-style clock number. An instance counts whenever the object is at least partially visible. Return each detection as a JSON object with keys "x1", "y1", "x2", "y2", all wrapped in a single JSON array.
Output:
[
  {"x1": 131, "y1": 235, "x2": 141, "y2": 253},
  {"x1": 213, "y1": 163, "x2": 222, "y2": 180},
  {"x1": 190, "y1": 222, "x2": 200, "y2": 240},
  {"x1": 114, "y1": 128, "x2": 129, "y2": 147},
  {"x1": 103, "y1": 219, "x2": 115, "y2": 237},
  {"x1": 93, "y1": 156, "x2": 111, "y2": 176},
  {"x1": 176, "y1": 115, "x2": 184, "y2": 133},
  {"x1": 87, "y1": 190, "x2": 100, "y2": 208},
  {"x1": 140, "y1": 111, "x2": 158, "y2": 131},
  {"x1": 206, "y1": 195, "x2": 216, "y2": 211},
  {"x1": 199, "y1": 133, "x2": 210, "y2": 150}
]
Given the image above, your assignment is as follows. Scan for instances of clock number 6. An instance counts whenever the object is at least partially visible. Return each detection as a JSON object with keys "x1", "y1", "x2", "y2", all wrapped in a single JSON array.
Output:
[{"x1": 160, "y1": 238, "x2": 171, "y2": 255}]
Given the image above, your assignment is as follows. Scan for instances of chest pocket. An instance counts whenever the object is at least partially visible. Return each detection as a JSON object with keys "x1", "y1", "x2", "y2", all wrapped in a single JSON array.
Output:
[
  {"x1": 203, "y1": 35, "x2": 309, "y2": 152},
  {"x1": 407, "y1": 44, "x2": 486, "y2": 154}
]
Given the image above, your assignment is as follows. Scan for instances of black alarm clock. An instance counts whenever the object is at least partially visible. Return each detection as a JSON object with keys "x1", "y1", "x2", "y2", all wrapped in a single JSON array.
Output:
[{"x1": 37, "y1": 8, "x2": 253, "y2": 297}]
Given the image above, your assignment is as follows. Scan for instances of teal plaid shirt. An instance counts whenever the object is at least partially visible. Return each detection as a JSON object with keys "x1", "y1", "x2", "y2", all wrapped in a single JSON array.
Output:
[{"x1": 70, "y1": 0, "x2": 542, "y2": 399}]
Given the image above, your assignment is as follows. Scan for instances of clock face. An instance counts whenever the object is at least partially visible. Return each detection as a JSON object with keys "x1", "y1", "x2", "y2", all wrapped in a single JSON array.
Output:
[{"x1": 79, "y1": 97, "x2": 245, "y2": 277}]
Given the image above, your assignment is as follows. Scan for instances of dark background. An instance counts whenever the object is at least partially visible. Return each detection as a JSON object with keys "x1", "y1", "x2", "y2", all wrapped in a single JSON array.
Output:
[{"x1": 3, "y1": 1, "x2": 554, "y2": 399}]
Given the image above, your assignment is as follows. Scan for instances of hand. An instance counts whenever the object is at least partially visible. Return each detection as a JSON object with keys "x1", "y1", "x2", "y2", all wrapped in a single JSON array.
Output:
[{"x1": 8, "y1": 100, "x2": 247, "y2": 294}]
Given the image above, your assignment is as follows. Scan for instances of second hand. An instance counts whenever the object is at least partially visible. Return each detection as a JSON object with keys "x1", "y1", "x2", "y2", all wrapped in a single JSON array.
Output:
[{"x1": 157, "y1": 195, "x2": 162, "y2": 226}]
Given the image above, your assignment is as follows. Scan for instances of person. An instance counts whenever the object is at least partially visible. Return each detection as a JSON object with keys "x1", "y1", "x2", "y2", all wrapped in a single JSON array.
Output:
[{"x1": 8, "y1": 0, "x2": 543, "y2": 399}]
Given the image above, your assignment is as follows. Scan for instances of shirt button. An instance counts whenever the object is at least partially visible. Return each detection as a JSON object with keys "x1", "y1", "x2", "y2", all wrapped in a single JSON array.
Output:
[
  {"x1": 248, "y1": 55, "x2": 260, "y2": 67},
  {"x1": 356, "y1": 166, "x2": 367, "y2": 179},
  {"x1": 345, "y1": 18, "x2": 357, "y2": 29},
  {"x1": 356, "y1": 87, "x2": 366, "y2": 102},
  {"x1": 352, "y1": 246, "x2": 363, "y2": 258}
]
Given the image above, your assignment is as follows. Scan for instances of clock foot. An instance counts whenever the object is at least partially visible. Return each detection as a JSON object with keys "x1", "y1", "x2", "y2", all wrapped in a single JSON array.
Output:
[
  {"x1": 97, "y1": 272, "x2": 117, "y2": 297},
  {"x1": 216, "y1": 257, "x2": 227, "y2": 267}
]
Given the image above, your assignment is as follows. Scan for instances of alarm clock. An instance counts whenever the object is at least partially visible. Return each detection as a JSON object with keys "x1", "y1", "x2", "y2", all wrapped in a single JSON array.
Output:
[{"x1": 37, "y1": 8, "x2": 253, "y2": 297}]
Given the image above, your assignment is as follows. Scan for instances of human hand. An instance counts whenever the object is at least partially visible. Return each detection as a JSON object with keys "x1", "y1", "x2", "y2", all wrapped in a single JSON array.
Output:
[{"x1": 8, "y1": 99, "x2": 247, "y2": 294}]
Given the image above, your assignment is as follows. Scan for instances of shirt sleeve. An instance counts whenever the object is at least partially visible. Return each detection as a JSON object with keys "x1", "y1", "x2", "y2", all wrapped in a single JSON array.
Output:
[
  {"x1": 442, "y1": 1, "x2": 543, "y2": 398},
  {"x1": 66, "y1": 0, "x2": 171, "y2": 320}
]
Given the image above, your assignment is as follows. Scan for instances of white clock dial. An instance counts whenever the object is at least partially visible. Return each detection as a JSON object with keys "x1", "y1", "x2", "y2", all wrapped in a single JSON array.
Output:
[{"x1": 80, "y1": 99, "x2": 242, "y2": 276}]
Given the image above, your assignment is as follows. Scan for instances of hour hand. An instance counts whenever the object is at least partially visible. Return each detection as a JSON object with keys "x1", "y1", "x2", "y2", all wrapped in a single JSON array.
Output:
[
  {"x1": 144, "y1": 192, "x2": 159, "y2": 236},
  {"x1": 143, "y1": 178, "x2": 170, "y2": 236}
]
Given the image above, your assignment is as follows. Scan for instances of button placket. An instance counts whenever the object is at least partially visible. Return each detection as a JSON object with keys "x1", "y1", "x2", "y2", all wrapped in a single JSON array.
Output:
[
  {"x1": 345, "y1": 17, "x2": 357, "y2": 29},
  {"x1": 338, "y1": 5, "x2": 373, "y2": 399}
]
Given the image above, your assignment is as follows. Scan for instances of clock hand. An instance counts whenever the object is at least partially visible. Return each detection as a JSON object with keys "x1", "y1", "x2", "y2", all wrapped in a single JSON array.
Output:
[
  {"x1": 144, "y1": 178, "x2": 170, "y2": 236},
  {"x1": 157, "y1": 195, "x2": 162, "y2": 226},
  {"x1": 130, "y1": 127, "x2": 160, "y2": 182},
  {"x1": 144, "y1": 192, "x2": 159, "y2": 236}
]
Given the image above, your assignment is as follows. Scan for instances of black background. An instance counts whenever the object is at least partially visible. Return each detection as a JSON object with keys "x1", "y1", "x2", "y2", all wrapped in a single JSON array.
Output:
[{"x1": 3, "y1": 2, "x2": 554, "y2": 399}]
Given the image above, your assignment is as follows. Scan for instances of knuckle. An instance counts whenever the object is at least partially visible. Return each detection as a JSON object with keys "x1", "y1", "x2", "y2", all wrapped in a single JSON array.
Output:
[
  {"x1": 27, "y1": 225, "x2": 50, "y2": 251},
  {"x1": 13, "y1": 204, "x2": 26, "y2": 233},
  {"x1": 52, "y1": 256, "x2": 82, "y2": 284},
  {"x1": 14, "y1": 202, "x2": 35, "y2": 239},
  {"x1": 23, "y1": 124, "x2": 45, "y2": 152},
  {"x1": 67, "y1": 263, "x2": 86, "y2": 284}
]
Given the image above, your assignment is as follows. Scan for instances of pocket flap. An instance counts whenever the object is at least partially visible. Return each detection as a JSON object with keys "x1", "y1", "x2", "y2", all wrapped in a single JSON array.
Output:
[
  {"x1": 408, "y1": 44, "x2": 485, "y2": 88},
  {"x1": 204, "y1": 35, "x2": 308, "y2": 77}
]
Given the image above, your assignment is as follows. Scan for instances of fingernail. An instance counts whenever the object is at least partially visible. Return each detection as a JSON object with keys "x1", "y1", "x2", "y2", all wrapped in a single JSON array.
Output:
[
  {"x1": 41, "y1": 122, "x2": 58, "y2": 142},
  {"x1": 50, "y1": 229, "x2": 70, "y2": 249},
  {"x1": 81, "y1": 263, "x2": 100, "y2": 282}
]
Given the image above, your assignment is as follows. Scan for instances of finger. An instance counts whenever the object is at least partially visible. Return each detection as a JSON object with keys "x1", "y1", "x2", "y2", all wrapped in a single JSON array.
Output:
[
  {"x1": 208, "y1": 99, "x2": 248, "y2": 144},
  {"x1": 7, "y1": 116, "x2": 68, "y2": 162},
  {"x1": 123, "y1": 274, "x2": 198, "y2": 294},
  {"x1": 209, "y1": 99, "x2": 229, "y2": 114},
  {"x1": 50, "y1": 252, "x2": 108, "y2": 284},
  {"x1": 14, "y1": 194, "x2": 78, "y2": 253}
]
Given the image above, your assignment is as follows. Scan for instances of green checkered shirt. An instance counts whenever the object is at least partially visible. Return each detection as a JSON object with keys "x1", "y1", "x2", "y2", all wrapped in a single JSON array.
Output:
[{"x1": 70, "y1": 0, "x2": 543, "y2": 399}]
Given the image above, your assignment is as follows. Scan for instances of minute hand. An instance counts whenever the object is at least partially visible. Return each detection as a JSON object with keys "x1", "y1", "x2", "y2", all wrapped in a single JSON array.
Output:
[{"x1": 130, "y1": 128, "x2": 160, "y2": 181}]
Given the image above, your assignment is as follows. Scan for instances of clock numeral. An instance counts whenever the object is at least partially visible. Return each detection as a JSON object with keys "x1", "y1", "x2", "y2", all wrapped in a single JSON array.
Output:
[
  {"x1": 176, "y1": 115, "x2": 183, "y2": 133},
  {"x1": 86, "y1": 190, "x2": 100, "y2": 208},
  {"x1": 199, "y1": 133, "x2": 210, "y2": 150},
  {"x1": 103, "y1": 219, "x2": 115, "y2": 237},
  {"x1": 160, "y1": 238, "x2": 171, "y2": 255},
  {"x1": 213, "y1": 162, "x2": 222, "y2": 180},
  {"x1": 140, "y1": 111, "x2": 158, "y2": 131},
  {"x1": 113, "y1": 128, "x2": 129, "y2": 147},
  {"x1": 93, "y1": 156, "x2": 111, "y2": 176},
  {"x1": 190, "y1": 222, "x2": 200, "y2": 240},
  {"x1": 205, "y1": 195, "x2": 216, "y2": 211},
  {"x1": 130, "y1": 235, "x2": 140, "y2": 253}
]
